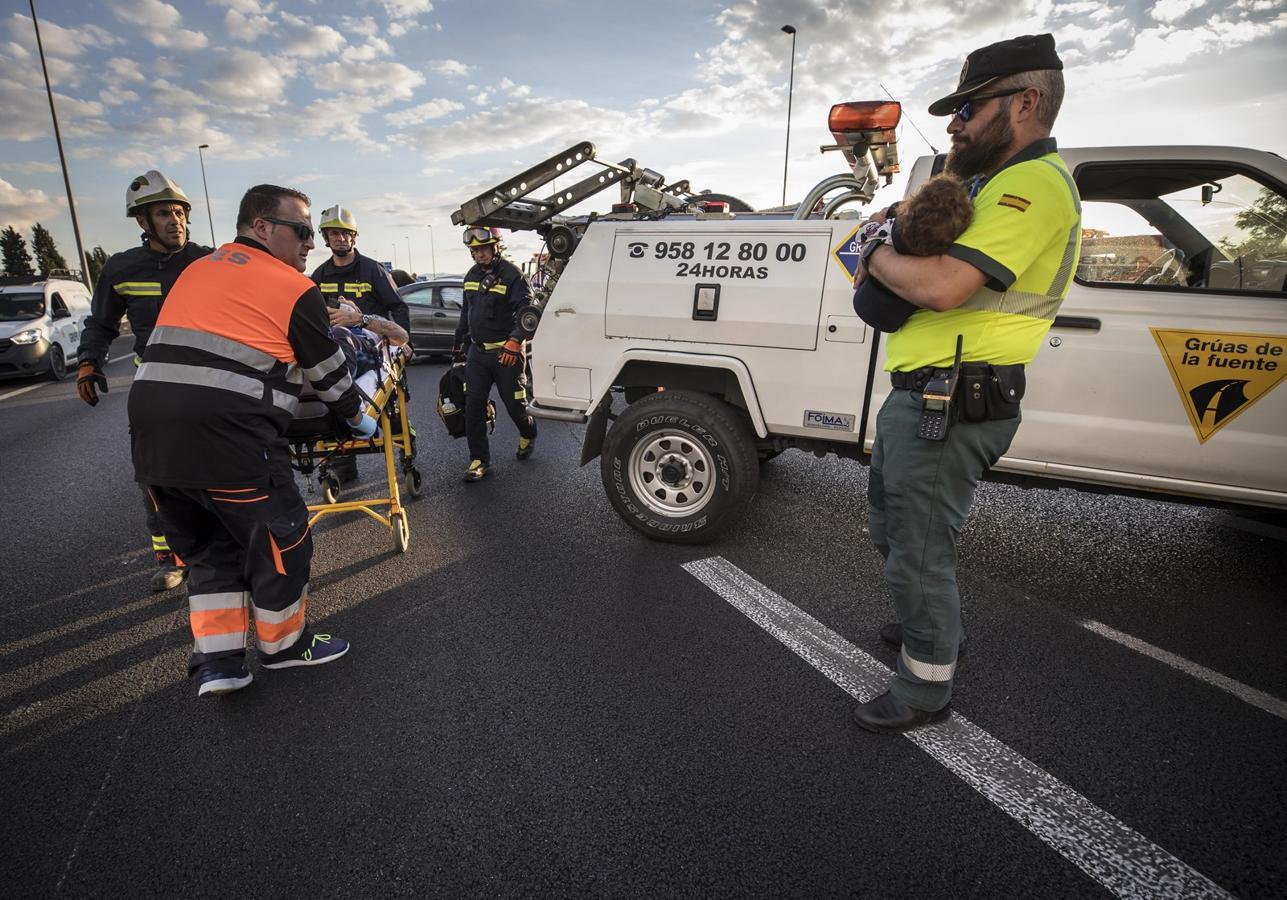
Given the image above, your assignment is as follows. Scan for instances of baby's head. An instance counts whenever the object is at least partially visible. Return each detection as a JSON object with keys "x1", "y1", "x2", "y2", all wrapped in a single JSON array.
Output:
[{"x1": 897, "y1": 174, "x2": 973, "y2": 256}]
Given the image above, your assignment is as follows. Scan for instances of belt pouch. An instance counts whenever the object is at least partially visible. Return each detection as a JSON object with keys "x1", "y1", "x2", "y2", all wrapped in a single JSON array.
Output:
[
  {"x1": 985, "y1": 364, "x2": 1025, "y2": 420},
  {"x1": 958, "y1": 363, "x2": 991, "y2": 423}
]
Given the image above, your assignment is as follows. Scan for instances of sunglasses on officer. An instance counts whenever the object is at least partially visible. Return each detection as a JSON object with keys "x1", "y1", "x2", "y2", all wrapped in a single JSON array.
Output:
[
  {"x1": 264, "y1": 217, "x2": 315, "y2": 241},
  {"x1": 952, "y1": 88, "x2": 1026, "y2": 122}
]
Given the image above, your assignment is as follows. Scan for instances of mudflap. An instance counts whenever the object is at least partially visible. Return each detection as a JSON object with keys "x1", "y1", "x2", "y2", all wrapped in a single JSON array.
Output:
[{"x1": 579, "y1": 395, "x2": 612, "y2": 466}]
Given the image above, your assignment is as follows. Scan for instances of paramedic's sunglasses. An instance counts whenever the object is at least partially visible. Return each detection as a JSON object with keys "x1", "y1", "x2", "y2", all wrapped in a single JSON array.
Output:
[
  {"x1": 264, "y1": 217, "x2": 315, "y2": 241},
  {"x1": 953, "y1": 88, "x2": 1025, "y2": 122}
]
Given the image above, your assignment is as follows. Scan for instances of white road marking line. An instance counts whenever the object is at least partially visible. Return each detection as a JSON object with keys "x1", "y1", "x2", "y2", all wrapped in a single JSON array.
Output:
[
  {"x1": 1081, "y1": 618, "x2": 1287, "y2": 722},
  {"x1": 0, "y1": 382, "x2": 47, "y2": 402},
  {"x1": 107, "y1": 352, "x2": 132, "y2": 364},
  {"x1": 683, "y1": 556, "x2": 1231, "y2": 900}
]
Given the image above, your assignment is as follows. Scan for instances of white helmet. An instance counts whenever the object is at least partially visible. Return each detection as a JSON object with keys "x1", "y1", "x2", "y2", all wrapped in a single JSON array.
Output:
[{"x1": 126, "y1": 170, "x2": 191, "y2": 218}]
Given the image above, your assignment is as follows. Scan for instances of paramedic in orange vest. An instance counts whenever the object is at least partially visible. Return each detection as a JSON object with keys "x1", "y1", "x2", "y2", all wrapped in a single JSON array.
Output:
[{"x1": 128, "y1": 184, "x2": 376, "y2": 698}]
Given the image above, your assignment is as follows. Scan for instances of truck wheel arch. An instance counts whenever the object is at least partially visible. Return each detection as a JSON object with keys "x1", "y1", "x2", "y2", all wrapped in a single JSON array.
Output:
[{"x1": 579, "y1": 351, "x2": 768, "y2": 466}]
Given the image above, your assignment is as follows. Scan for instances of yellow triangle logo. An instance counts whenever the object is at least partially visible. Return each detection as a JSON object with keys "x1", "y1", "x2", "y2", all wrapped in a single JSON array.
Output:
[{"x1": 1150, "y1": 328, "x2": 1287, "y2": 444}]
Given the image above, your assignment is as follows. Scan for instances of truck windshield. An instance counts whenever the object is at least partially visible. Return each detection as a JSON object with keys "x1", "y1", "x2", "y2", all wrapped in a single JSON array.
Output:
[{"x1": 0, "y1": 292, "x2": 45, "y2": 321}]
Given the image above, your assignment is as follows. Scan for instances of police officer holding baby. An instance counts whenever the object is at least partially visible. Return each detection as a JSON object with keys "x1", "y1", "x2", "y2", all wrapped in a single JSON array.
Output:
[{"x1": 851, "y1": 33, "x2": 1081, "y2": 734}]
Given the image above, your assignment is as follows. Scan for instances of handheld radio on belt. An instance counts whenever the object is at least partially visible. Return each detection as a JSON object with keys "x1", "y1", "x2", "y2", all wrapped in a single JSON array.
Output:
[{"x1": 917, "y1": 334, "x2": 963, "y2": 442}]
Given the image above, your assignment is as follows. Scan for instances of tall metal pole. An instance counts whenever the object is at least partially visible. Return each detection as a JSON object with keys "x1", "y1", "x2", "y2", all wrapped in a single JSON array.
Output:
[
  {"x1": 426, "y1": 224, "x2": 437, "y2": 276},
  {"x1": 405, "y1": 236, "x2": 412, "y2": 273},
  {"x1": 392, "y1": 244, "x2": 398, "y2": 269},
  {"x1": 29, "y1": 0, "x2": 90, "y2": 287},
  {"x1": 780, "y1": 24, "x2": 797, "y2": 208},
  {"x1": 197, "y1": 143, "x2": 216, "y2": 245}
]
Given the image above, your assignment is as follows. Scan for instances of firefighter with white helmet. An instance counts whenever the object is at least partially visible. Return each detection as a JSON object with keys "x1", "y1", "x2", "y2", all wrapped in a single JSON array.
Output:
[
  {"x1": 452, "y1": 225, "x2": 538, "y2": 481},
  {"x1": 75, "y1": 169, "x2": 213, "y2": 593}
]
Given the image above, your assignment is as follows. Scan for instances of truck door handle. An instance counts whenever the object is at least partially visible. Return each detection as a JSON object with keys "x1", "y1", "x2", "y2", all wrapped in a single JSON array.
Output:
[
  {"x1": 433, "y1": 312, "x2": 446, "y2": 318},
  {"x1": 1053, "y1": 315, "x2": 1101, "y2": 332}
]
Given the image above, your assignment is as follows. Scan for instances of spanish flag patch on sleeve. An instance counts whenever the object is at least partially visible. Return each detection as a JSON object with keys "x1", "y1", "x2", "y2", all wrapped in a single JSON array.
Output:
[{"x1": 998, "y1": 193, "x2": 1031, "y2": 212}]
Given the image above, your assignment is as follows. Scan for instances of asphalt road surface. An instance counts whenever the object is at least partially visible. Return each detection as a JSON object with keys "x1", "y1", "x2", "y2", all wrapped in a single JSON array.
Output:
[{"x1": 2, "y1": 338, "x2": 1285, "y2": 898}]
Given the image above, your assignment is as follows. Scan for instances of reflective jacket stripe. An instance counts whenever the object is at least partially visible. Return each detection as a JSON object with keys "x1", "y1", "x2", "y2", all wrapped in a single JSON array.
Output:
[
  {"x1": 319, "y1": 283, "x2": 339, "y2": 292},
  {"x1": 488, "y1": 284, "x2": 508, "y2": 295},
  {"x1": 150, "y1": 325, "x2": 279, "y2": 373},
  {"x1": 303, "y1": 346, "x2": 347, "y2": 382},
  {"x1": 342, "y1": 282, "x2": 373, "y2": 294},
  {"x1": 136, "y1": 361, "x2": 265, "y2": 400},
  {"x1": 116, "y1": 282, "x2": 163, "y2": 296},
  {"x1": 463, "y1": 281, "x2": 480, "y2": 290},
  {"x1": 314, "y1": 373, "x2": 353, "y2": 402}
]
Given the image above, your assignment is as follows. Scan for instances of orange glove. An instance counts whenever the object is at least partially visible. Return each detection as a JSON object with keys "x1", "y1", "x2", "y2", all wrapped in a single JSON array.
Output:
[
  {"x1": 77, "y1": 362, "x2": 108, "y2": 406},
  {"x1": 498, "y1": 338, "x2": 523, "y2": 367}
]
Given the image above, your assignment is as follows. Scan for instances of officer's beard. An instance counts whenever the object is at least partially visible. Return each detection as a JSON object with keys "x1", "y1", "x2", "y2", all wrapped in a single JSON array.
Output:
[
  {"x1": 331, "y1": 243, "x2": 356, "y2": 263},
  {"x1": 945, "y1": 104, "x2": 1015, "y2": 180}
]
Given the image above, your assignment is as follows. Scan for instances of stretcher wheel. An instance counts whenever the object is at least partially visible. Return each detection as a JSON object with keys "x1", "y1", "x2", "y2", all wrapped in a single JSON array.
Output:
[
  {"x1": 322, "y1": 475, "x2": 341, "y2": 504},
  {"x1": 392, "y1": 510, "x2": 410, "y2": 553},
  {"x1": 405, "y1": 467, "x2": 423, "y2": 499}
]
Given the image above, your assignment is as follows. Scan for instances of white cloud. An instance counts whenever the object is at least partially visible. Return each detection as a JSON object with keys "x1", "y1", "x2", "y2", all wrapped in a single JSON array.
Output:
[
  {"x1": 312, "y1": 59, "x2": 425, "y2": 103},
  {"x1": 347, "y1": 37, "x2": 393, "y2": 61},
  {"x1": 225, "y1": 9, "x2": 272, "y2": 42},
  {"x1": 210, "y1": 0, "x2": 277, "y2": 13},
  {"x1": 383, "y1": 0, "x2": 434, "y2": 17},
  {"x1": 427, "y1": 58, "x2": 471, "y2": 78},
  {"x1": 0, "y1": 177, "x2": 63, "y2": 230},
  {"x1": 387, "y1": 98, "x2": 463, "y2": 125},
  {"x1": 105, "y1": 0, "x2": 207, "y2": 50},
  {"x1": 6, "y1": 14, "x2": 118, "y2": 59},
  {"x1": 399, "y1": 97, "x2": 640, "y2": 161},
  {"x1": 277, "y1": 12, "x2": 346, "y2": 58},
  {"x1": 0, "y1": 161, "x2": 60, "y2": 175},
  {"x1": 105, "y1": 58, "x2": 145, "y2": 83},
  {"x1": 1152, "y1": 0, "x2": 1208, "y2": 23},
  {"x1": 204, "y1": 49, "x2": 292, "y2": 110},
  {"x1": 340, "y1": 16, "x2": 381, "y2": 38}
]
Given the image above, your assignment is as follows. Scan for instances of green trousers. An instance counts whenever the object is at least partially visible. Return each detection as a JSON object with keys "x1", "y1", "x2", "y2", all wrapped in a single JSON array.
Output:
[{"x1": 868, "y1": 389, "x2": 1020, "y2": 711}]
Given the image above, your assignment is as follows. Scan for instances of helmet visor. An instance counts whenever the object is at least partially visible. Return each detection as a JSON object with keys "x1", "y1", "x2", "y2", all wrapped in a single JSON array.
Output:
[{"x1": 463, "y1": 226, "x2": 497, "y2": 246}]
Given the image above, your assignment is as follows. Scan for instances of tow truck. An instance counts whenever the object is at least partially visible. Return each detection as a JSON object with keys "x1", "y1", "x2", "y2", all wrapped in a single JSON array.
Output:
[{"x1": 451, "y1": 102, "x2": 1287, "y2": 543}]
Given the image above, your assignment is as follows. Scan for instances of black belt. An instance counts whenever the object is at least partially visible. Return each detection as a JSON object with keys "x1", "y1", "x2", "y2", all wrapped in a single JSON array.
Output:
[
  {"x1": 890, "y1": 363, "x2": 1025, "y2": 392},
  {"x1": 889, "y1": 367, "x2": 949, "y2": 392}
]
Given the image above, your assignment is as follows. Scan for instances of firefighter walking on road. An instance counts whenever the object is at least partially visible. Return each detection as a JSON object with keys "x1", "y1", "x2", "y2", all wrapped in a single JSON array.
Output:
[
  {"x1": 76, "y1": 171, "x2": 212, "y2": 593},
  {"x1": 452, "y1": 226, "x2": 537, "y2": 482},
  {"x1": 128, "y1": 184, "x2": 375, "y2": 697}
]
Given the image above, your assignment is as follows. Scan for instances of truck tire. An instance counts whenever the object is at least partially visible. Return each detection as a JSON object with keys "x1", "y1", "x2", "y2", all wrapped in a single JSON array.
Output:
[{"x1": 601, "y1": 390, "x2": 758, "y2": 544}]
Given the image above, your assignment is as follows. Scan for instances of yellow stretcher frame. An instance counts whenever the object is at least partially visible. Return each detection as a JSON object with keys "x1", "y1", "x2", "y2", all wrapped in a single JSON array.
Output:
[{"x1": 291, "y1": 346, "x2": 419, "y2": 553}]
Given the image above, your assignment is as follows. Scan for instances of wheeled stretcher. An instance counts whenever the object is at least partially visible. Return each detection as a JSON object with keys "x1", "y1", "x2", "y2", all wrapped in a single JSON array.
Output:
[{"x1": 286, "y1": 341, "x2": 421, "y2": 553}]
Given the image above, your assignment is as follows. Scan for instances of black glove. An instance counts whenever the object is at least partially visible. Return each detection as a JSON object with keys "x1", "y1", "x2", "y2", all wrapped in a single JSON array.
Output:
[
  {"x1": 451, "y1": 345, "x2": 467, "y2": 364},
  {"x1": 77, "y1": 362, "x2": 108, "y2": 406}
]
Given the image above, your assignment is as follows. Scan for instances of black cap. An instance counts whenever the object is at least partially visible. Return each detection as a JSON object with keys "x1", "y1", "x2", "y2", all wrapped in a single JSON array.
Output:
[{"x1": 928, "y1": 33, "x2": 1062, "y2": 116}]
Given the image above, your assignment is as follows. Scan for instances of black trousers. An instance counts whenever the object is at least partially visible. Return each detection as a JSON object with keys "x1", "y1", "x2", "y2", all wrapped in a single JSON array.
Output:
[
  {"x1": 149, "y1": 481, "x2": 313, "y2": 673},
  {"x1": 464, "y1": 345, "x2": 536, "y2": 464},
  {"x1": 140, "y1": 484, "x2": 174, "y2": 564}
]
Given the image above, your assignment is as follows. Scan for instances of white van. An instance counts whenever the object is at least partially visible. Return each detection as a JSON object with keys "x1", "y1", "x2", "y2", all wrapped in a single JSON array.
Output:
[{"x1": 0, "y1": 275, "x2": 93, "y2": 382}]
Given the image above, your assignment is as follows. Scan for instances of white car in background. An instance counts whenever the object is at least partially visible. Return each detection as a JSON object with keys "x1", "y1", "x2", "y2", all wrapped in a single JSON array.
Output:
[{"x1": 0, "y1": 276, "x2": 92, "y2": 382}]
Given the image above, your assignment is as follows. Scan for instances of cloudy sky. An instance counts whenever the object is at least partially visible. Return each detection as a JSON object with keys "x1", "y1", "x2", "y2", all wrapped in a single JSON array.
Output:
[{"x1": 1, "y1": 0, "x2": 1284, "y2": 276}]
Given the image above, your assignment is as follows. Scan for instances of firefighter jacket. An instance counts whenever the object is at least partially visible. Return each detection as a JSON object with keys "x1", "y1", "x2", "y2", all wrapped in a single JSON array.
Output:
[
  {"x1": 128, "y1": 237, "x2": 361, "y2": 489},
  {"x1": 309, "y1": 252, "x2": 411, "y2": 333},
  {"x1": 454, "y1": 258, "x2": 530, "y2": 347},
  {"x1": 77, "y1": 240, "x2": 212, "y2": 368}
]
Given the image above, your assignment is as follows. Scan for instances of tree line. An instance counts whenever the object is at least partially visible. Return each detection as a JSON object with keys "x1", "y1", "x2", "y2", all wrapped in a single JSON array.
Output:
[{"x1": 0, "y1": 223, "x2": 108, "y2": 284}]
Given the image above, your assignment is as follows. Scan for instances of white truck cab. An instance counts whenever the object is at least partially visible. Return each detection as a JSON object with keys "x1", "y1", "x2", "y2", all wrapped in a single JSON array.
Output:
[
  {"x1": 0, "y1": 275, "x2": 92, "y2": 382},
  {"x1": 451, "y1": 105, "x2": 1287, "y2": 543}
]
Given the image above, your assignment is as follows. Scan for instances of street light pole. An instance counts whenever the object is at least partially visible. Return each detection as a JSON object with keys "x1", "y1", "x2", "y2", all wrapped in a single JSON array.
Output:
[
  {"x1": 405, "y1": 236, "x2": 412, "y2": 273},
  {"x1": 392, "y1": 244, "x2": 398, "y2": 269},
  {"x1": 29, "y1": 0, "x2": 90, "y2": 287},
  {"x1": 780, "y1": 24, "x2": 797, "y2": 208},
  {"x1": 426, "y1": 224, "x2": 437, "y2": 276},
  {"x1": 197, "y1": 143, "x2": 216, "y2": 245}
]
